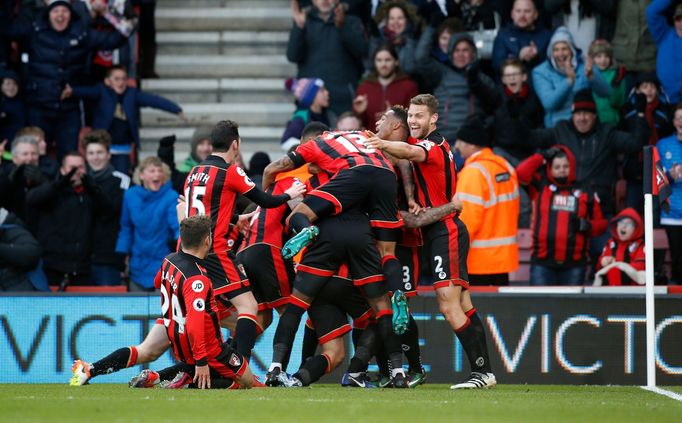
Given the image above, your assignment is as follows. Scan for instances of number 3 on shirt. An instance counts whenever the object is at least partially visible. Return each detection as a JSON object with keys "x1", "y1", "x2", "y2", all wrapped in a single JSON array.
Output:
[
  {"x1": 160, "y1": 285, "x2": 186, "y2": 333},
  {"x1": 184, "y1": 186, "x2": 207, "y2": 216}
]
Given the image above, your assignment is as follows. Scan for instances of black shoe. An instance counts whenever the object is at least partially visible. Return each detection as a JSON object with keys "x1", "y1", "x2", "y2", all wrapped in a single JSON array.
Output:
[
  {"x1": 265, "y1": 367, "x2": 283, "y2": 387},
  {"x1": 391, "y1": 372, "x2": 408, "y2": 389}
]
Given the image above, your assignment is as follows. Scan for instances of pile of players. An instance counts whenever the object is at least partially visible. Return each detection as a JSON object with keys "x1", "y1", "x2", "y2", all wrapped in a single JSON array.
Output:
[{"x1": 69, "y1": 94, "x2": 496, "y2": 390}]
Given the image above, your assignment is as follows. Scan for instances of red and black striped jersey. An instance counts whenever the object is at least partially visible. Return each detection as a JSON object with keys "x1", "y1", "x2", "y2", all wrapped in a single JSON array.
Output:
[
  {"x1": 241, "y1": 176, "x2": 297, "y2": 250},
  {"x1": 409, "y1": 131, "x2": 457, "y2": 212},
  {"x1": 291, "y1": 131, "x2": 394, "y2": 176},
  {"x1": 155, "y1": 251, "x2": 223, "y2": 366},
  {"x1": 184, "y1": 155, "x2": 255, "y2": 253}
]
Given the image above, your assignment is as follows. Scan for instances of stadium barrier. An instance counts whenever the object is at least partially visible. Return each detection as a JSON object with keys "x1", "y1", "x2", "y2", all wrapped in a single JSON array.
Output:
[{"x1": 0, "y1": 292, "x2": 680, "y2": 385}]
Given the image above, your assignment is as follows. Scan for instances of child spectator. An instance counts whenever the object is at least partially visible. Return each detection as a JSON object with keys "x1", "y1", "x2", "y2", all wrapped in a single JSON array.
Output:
[
  {"x1": 516, "y1": 145, "x2": 608, "y2": 285},
  {"x1": 16, "y1": 126, "x2": 58, "y2": 179},
  {"x1": 280, "y1": 77, "x2": 330, "y2": 151},
  {"x1": 621, "y1": 72, "x2": 674, "y2": 212},
  {"x1": 353, "y1": 45, "x2": 418, "y2": 130},
  {"x1": 0, "y1": 70, "x2": 25, "y2": 143},
  {"x1": 655, "y1": 103, "x2": 682, "y2": 285},
  {"x1": 62, "y1": 65, "x2": 183, "y2": 174},
  {"x1": 115, "y1": 156, "x2": 178, "y2": 291},
  {"x1": 431, "y1": 17, "x2": 465, "y2": 66},
  {"x1": 595, "y1": 208, "x2": 645, "y2": 286},
  {"x1": 367, "y1": 0, "x2": 418, "y2": 75},
  {"x1": 587, "y1": 39, "x2": 626, "y2": 125},
  {"x1": 84, "y1": 129, "x2": 130, "y2": 286}
]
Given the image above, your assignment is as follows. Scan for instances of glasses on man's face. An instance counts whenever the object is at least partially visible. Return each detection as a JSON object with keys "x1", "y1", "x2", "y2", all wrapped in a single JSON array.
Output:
[{"x1": 502, "y1": 72, "x2": 523, "y2": 78}]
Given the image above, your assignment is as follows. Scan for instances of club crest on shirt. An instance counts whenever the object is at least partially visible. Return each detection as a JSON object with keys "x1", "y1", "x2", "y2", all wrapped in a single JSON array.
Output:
[
  {"x1": 551, "y1": 194, "x2": 577, "y2": 212},
  {"x1": 229, "y1": 353, "x2": 241, "y2": 367}
]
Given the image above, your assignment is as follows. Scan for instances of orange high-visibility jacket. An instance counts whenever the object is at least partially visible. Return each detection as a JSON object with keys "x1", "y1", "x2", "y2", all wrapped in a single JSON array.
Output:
[{"x1": 456, "y1": 148, "x2": 520, "y2": 274}]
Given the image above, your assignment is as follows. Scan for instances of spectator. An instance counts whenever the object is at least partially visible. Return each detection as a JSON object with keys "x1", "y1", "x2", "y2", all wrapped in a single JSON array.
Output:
[
  {"x1": 15, "y1": 126, "x2": 58, "y2": 179},
  {"x1": 0, "y1": 207, "x2": 41, "y2": 291},
  {"x1": 516, "y1": 145, "x2": 607, "y2": 285},
  {"x1": 492, "y1": 58, "x2": 544, "y2": 228},
  {"x1": 335, "y1": 111, "x2": 363, "y2": 130},
  {"x1": 456, "y1": 0, "x2": 499, "y2": 31},
  {"x1": 0, "y1": 0, "x2": 130, "y2": 160},
  {"x1": 454, "y1": 117, "x2": 520, "y2": 286},
  {"x1": 367, "y1": 0, "x2": 418, "y2": 75},
  {"x1": 612, "y1": 0, "x2": 657, "y2": 81},
  {"x1": 621, "y1": 73, "x2": 674, "y2": 212},
  {"x1": 25, "y1": 152, "x2": 96, "y2": 287},
  {"x1": 646, "y1": 0, "x2": 682, "y2": 104},
  {"x1": 281, "y1": 77, "x2": 330, "y2": 151},
  {"x1": 587, "y1": 39, "x2": 626, "y2": 125},
  {"x1": 157, "y1": 127, "x2": 213, "y2": 194},
  {"x1": 532, "y1": 26, "x2": 610, "y2": 127},
  {"x1": 431, "y1": 17, "x2": 466, "y2": 66},
  {"x1": 63, "y1": 65, "x2": 184, "y2": 175},
  {"x1": 353, "y1": 44, "x2": 419, "y2": 130},
  {"x1": 0, "y1": 135, "x2": 48, "y2": 220},
  {"x1": 595, "y1": 208, "x2": 645, "y2": 286},
  {"x1": 115, "y1": 156, "x2": 179, "y2": 291},
  {"x1": 84, "y1": 129, "x2": 130, "y2": 286},
  {"x1": 248, "y1": 151, "x2": 271, "y2": 190},
  {"x1": 493, "y1": 59, "x2": 544, "y2": 164},
  {"x1": 0, "y1": 70, "x2": 25, "y2": 143},
  {"x1": 520, "y1": 89, "x2": 647, "y2": 218},
  {"x1": 82, "y1": 0, "x2": 137, "y2": 82},
  {"x1": 415, "y1": 29, "x2": 500, "y2": 143},
  {"x1": 492, "y1": 0, "x2": 552, "y2": 75},
  {"x1": 287, "y1": 0, "x2": 367, "y2": 116},
  {"x1": 544, "y1": 0, "x2": 616, "y2": 54},
  {"x1": 656, "y1": 103, "x2": 682, "y2": 284}
]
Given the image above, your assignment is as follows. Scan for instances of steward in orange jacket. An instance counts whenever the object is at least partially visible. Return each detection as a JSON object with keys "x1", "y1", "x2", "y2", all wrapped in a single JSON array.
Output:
[{"x1": 455, "y1": 118, "x2": 520, "y2": 285}]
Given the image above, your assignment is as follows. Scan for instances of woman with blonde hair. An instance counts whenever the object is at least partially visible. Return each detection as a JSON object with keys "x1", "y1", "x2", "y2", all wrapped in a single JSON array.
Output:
[{"x1": 116, "y1": 156, "x2": 179, "y2": 290}]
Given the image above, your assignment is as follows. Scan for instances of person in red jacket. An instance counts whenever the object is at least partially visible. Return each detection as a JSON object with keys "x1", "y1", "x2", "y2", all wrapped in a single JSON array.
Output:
[
  {"x1": 353, "y1": 44, "x2": 418, "y2": 130},
  {"x1": 596, "y1": 208, "x2": 646, "y2": 286},
  {"x1": 517, "y1": 144, "x2": 608, "y2": 285}
]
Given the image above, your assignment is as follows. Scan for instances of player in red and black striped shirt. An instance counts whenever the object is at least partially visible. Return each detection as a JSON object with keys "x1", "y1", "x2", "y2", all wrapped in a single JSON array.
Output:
[
  {"x1": 155, "y1": 216, "x2": 254, "y2": 389},
  {"x1": 366, "y1": 95, "x2": 496, "y2": 389},
  {"x1": 184, "y1": 120, "x2": 305, "y2": 361}
]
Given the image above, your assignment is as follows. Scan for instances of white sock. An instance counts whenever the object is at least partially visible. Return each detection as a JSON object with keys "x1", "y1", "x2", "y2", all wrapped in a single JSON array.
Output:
[
  {"x1": 391, "y1": 368, "x2": 405, "y2": 378},
  {"x1": 268, "y1": 363, "x2": 282, "y2": 372}
]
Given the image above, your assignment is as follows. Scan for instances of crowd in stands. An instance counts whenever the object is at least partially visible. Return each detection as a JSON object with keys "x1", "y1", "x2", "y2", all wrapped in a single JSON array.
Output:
[{"x1": 1, "y1": 0, "x2": 682, "y2": 291}]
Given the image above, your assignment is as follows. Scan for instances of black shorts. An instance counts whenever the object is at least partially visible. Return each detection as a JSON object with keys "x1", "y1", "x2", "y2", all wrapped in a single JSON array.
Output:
[
  {"x1": 304, "y1": 166, "x2": 403, "y2": 242},
  {"x1": 395, "y1": 245, "x2": 421, "y2": 296},
  {"x1": 308, "y1": 275, "x2": 373, "y2": 344},
  {"x1": 237, "y1": 243, "x2": 294, "y2": 311},
  {"x1": 207, "y1": 342, "x2": 248, "y2": 380},
  {"x1": 204, "y1": 251, "x2": 251, "y2": 300},
  {"x1": 295, "y1": 211, "x2": 385, "y2": 299},
  {"x1": 422, "y1": 217, "x2": 470, "y2": 290}
]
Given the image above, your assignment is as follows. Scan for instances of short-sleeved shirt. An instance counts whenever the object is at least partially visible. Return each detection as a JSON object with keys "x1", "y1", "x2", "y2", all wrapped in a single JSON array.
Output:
[
  {"x1": 184, "y1": 155, "x2": 255, "y2": 253},
  {"x1": 409, "y1": 131, "x2": 457, "y2": 213},
  {"x1": 155, "y1": 251, "x2": 223, "y2": 366},
  {"x1": 290, "y1": 131, "x2": 394, "y2": 176}
]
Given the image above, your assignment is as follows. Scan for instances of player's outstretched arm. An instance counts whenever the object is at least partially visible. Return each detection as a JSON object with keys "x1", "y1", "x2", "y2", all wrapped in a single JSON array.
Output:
[
  {"x1": 243, "y1": 180, "x2": 306, "y2": 208},
  {"x1": 366, "y1": 136, "x2": 426, "y2": 162},
  {"x1": 262, "y1": 155, "x2": 296, "y2": 189},
  {"x1": 400, "y1": 197, "x2": 463, "y2": 228}
]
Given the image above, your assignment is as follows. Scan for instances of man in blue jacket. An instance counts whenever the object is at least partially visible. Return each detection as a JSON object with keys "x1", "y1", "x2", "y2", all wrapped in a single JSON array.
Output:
[
  {"x1": 63, "y1": 65, "x2": 183, "y2": 174},
  {"x1": 647, "y1": 0, "x2": 682, "y2": 104},
  {"x1": 492, "y1": 0, "x2": 551, "y2": 76},
  {"x1": 0, "y1": 0, "x2": 129, "y2": 160}
]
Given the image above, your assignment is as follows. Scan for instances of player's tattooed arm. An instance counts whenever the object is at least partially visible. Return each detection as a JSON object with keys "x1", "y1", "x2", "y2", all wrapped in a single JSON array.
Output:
[
  {"x1": 262, "y1": 155, "x2": 295, "y2": 189},
  {"x1": 397, "y1": 159, "x2": 421, "y2": 214},
  {"x1": 400, "y1": 197, "x2": 463, "y2": 228}
]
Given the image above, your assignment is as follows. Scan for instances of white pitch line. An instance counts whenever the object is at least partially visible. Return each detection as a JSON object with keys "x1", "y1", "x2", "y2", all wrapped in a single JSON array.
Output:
[{"x1": 641, "y1": 386, "x2": 682, "y2": 402}]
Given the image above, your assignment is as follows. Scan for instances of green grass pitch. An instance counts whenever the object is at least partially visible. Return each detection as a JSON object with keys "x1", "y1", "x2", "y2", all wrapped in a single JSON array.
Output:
[{"x1": 1, "y1": 384, "x2": 680, "y2": 423}]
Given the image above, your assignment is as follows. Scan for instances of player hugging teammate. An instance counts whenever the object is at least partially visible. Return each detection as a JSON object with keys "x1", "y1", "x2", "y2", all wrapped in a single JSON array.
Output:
[{"x1": 70, "y1": 103, "x2": 496, "y2": 390}]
